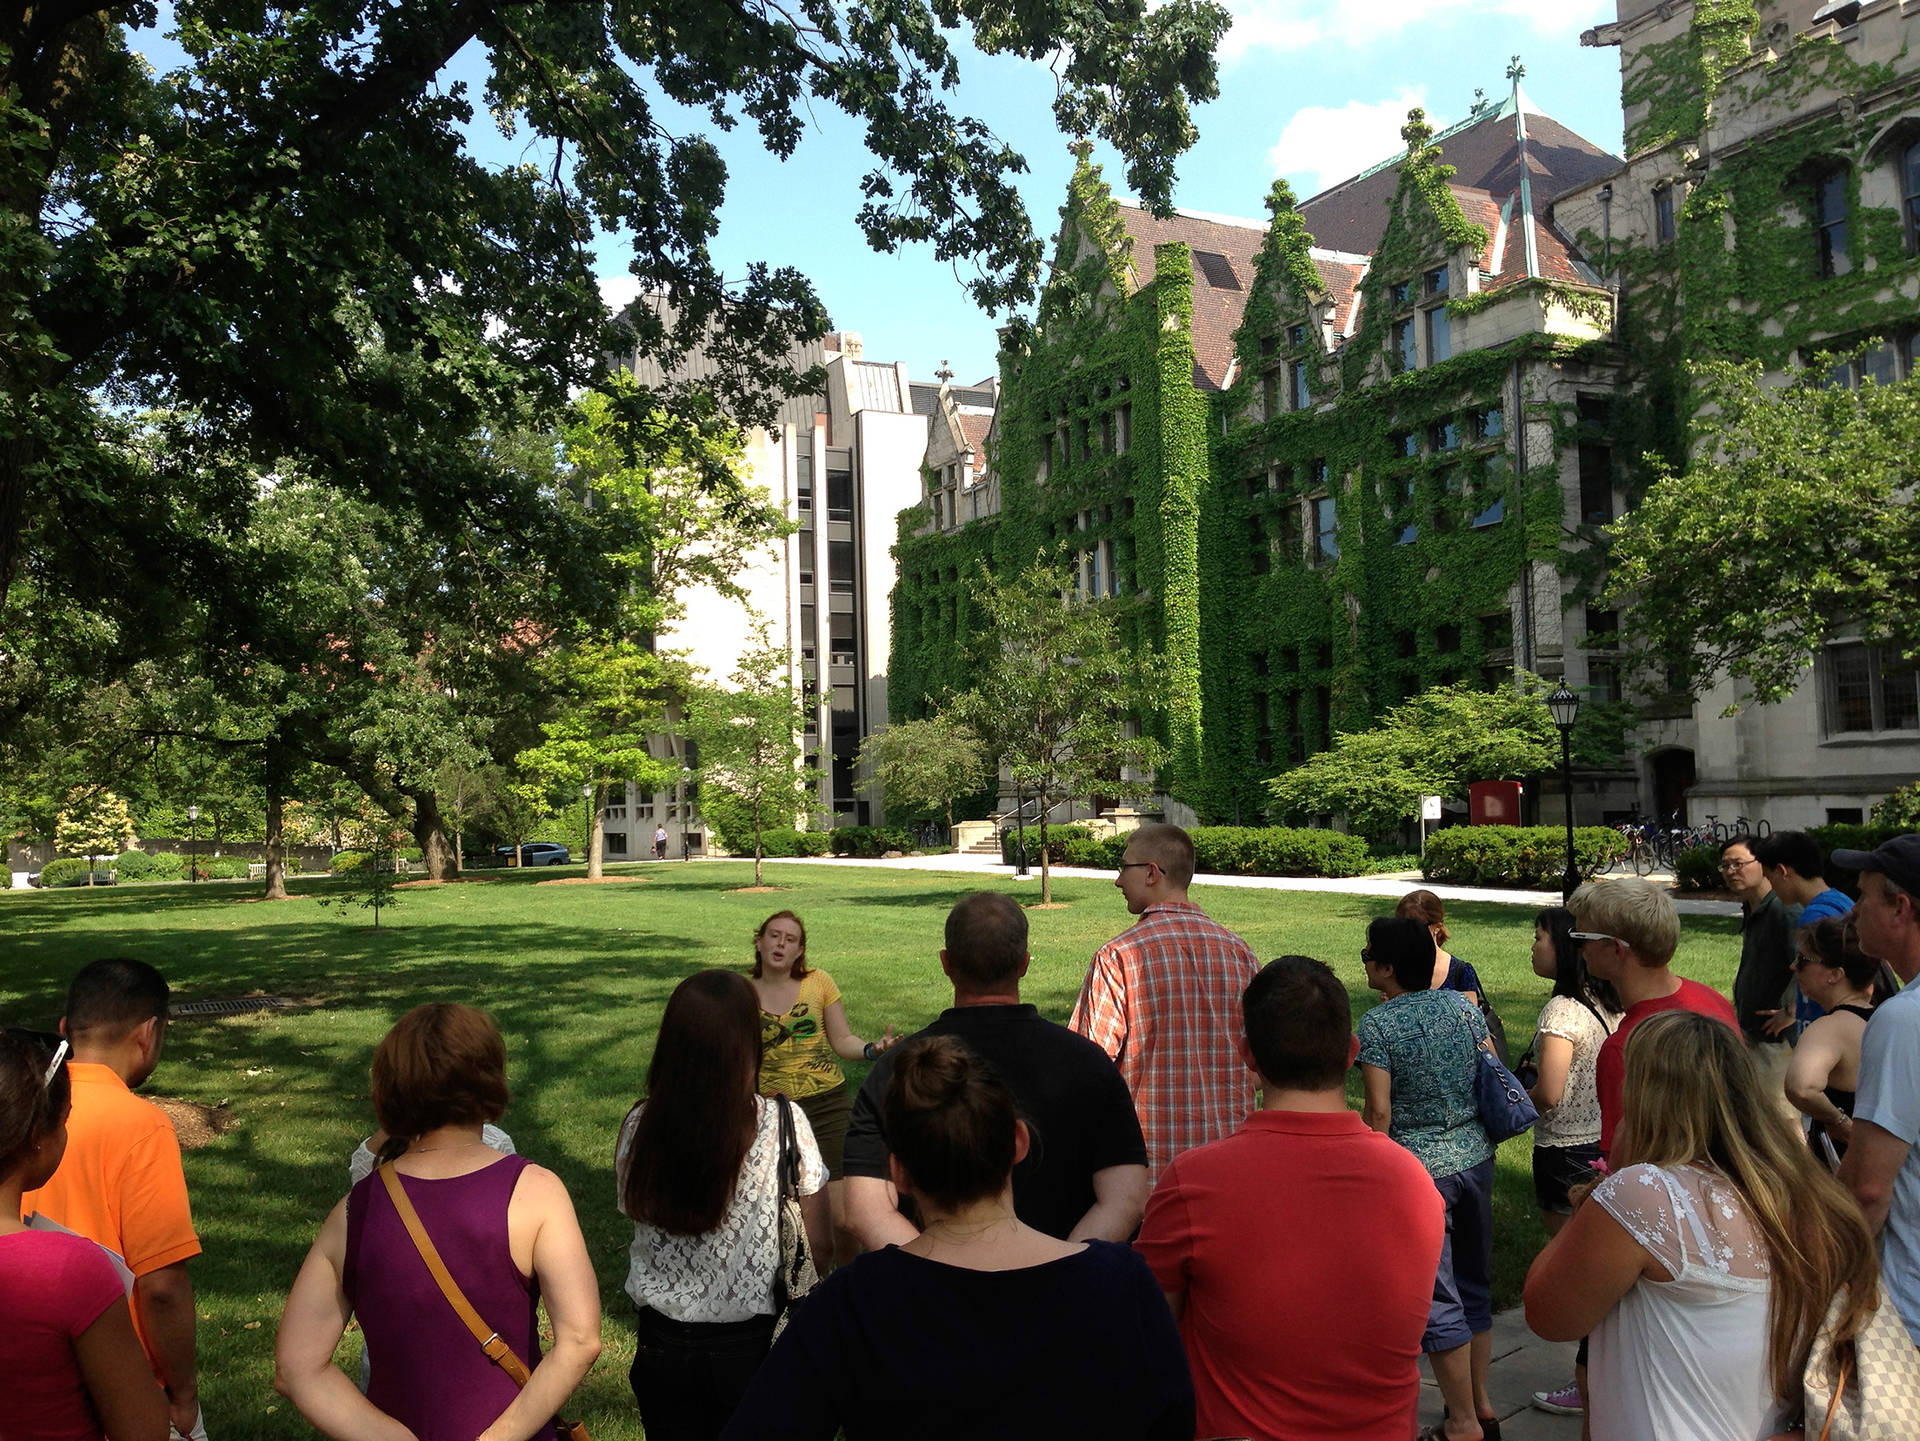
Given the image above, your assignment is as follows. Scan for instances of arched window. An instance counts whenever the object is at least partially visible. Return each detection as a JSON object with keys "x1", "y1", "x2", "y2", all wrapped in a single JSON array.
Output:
[{"x1": 1904, "y1": 140, "x2": 1920, "y2": 255}]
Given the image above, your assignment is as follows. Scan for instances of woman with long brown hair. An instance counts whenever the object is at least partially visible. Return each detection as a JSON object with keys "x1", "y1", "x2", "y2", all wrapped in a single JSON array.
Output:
[
  {"x1": 1523, "y1": 1009, "x2": 1880, "y2": 1440},
  {"x1": 619, "y1": 969, "x2": 830, "y2": 1441}
]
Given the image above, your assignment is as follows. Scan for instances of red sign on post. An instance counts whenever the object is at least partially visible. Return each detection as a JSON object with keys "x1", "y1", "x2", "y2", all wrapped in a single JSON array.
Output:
[{"x1": 1468, "y1": 780, "x2": 1523, "y2": 826}]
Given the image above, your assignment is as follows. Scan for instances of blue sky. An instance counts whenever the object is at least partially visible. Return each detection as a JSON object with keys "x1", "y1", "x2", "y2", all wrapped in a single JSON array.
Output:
[{"x1": 136, "y1": 2, "x2": 1625, "y2": 388}]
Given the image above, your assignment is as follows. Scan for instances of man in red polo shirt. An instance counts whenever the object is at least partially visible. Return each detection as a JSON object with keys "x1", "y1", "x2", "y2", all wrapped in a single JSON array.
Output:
[
  {"x1": 1135, "y1": 955, "x2": 1443, "y2": 1441},
  {"x1": 1568, "y1": 878, "x2": 1738, "y2": 1161}
]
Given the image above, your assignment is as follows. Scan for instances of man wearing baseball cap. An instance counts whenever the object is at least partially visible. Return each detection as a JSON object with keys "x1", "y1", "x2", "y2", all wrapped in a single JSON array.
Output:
[{"x1": 1835, "y1": 834, "x2": 1920, "y2": 1341}]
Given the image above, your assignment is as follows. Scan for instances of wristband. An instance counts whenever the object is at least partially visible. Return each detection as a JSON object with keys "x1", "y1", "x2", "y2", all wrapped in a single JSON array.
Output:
[{"x1": 863, "y1": 1041, "x2": 876, "y2": 1060}]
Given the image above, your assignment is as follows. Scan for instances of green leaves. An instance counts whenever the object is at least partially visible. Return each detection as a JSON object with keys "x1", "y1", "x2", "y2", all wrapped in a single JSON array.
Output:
[
  {"x1": 857, "y1": 712, "x2": 987, "y2": 828},
  {"x1": 1606, "y1": 359, "x2": 1920, "y2": 705}
]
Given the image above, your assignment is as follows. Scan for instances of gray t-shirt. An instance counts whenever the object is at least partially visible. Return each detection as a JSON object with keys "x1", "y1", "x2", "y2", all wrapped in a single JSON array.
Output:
[{"x1": 1854, "y1": 984, "x2": 1920, "y2": 1342}]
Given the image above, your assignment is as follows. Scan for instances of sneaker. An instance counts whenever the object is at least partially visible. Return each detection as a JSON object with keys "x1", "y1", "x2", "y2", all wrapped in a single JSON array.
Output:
[{"x1": 1532, "y1": 1383, "x2": 1583, "y2": 1415}]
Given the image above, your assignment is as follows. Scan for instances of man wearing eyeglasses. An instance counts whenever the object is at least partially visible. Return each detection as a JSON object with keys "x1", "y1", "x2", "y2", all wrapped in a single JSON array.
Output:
[
  {"x1": 1566, "y1": 878, "x2": 1737, "y2": 1162},
  {"x1": 1070, "y1": 823, "x2": 1261, "y2": 1177},
  {"x1": 1719, "y1": 836, "x2": 1800, "y2": 1116},
  {"x1": 21, "y1": 958, "x2": 204, "y2": 1441}
]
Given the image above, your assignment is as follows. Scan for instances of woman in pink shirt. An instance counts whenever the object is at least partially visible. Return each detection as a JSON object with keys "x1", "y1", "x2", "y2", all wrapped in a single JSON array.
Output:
[{"x1": 0, "y1": 1027, "x2": 166, "y2": 1441}]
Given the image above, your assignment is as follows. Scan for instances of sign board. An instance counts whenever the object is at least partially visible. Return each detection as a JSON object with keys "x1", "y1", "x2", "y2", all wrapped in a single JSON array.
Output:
[{"x1": 1420, "y1": 795, "x2": 1443, "y2": 822}]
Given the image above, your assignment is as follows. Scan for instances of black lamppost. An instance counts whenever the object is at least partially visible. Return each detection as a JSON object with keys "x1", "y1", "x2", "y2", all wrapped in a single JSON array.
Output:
[
  {"x1": 581, "y1": 782, "x2": 594, "y2": 860},
  {"x1": 186, "y1": 805, "x2": 199, "y2": 882},
  {"x1": 1546, "y1": 683, "x2": 1582, "y2": 901}
]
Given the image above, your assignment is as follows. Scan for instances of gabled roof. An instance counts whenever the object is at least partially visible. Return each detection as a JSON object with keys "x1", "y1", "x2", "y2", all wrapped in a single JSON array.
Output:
[
  {"x1": 1297, "y1": 90, "x2": 1619, "y2": 258},
  {"x1": 1310, "y1": 249, "x2": 1371, "y2": 338},
  {"x1": 1113, "y1": 201, "x2": 1266, "y2": 390},
  {"x1": 1450, "y1": 185, "x2": 1594, "y2": 289},
  {"x1": 956, "y1": 412, "x2": 993, "y2": 474}
]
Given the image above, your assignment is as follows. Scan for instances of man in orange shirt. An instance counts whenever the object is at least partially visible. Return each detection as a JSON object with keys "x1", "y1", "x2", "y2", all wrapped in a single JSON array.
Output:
[{"x1": 22, "y1": 958, "x2": 203, "y2": 1439}]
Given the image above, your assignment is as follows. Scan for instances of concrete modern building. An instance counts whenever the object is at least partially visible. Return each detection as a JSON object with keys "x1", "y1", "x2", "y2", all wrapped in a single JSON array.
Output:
[{"x1": 600, "y1": 323, "x2": 935, "y2": 856}]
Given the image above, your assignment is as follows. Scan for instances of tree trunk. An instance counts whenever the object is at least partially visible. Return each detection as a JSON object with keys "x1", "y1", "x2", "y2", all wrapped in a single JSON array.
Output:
[
  {"x1": 754, "y1": 799, "x2": 764, "y2": 887},
  {"x1": 671, "y1": 727, "x2": 688, "y2": 860},
  {"x1": 946, "y1": 797, "x2": 955, "y2": 852},
  {"x1": 409, "y1": 788, "x2": 454, "y2": 881},
  {"x1": 453, "y1": 831, "x2": 463, "y2": 874},
  {"x1": 588, "y1": 782, "x2": 605, "y2": 880},
  {"x1": 263, "y1": 790, "x2": 289, "y2": 900},
  {"x1": 1038, "y1": 808, "x2": 1052, "y2": 904}
]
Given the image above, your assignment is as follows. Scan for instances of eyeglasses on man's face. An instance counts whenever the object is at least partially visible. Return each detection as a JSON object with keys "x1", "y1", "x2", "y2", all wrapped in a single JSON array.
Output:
[
  {"x1": 1116, "y1": 861, "x2": 1157, "y2": 873},
  {"x1": 1720, "y1": 855, "x2": 1757, "y2": 872}
]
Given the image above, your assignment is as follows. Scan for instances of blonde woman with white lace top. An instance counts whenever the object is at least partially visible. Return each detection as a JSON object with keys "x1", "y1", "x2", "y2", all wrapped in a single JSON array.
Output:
[{"x1": 1523, "y1": 1010, "x2": 1880, "y2": 1441}]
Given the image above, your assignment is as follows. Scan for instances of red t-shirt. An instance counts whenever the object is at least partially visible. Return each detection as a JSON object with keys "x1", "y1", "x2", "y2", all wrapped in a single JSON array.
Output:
[
  {"x1": 1135, "y1": 1108, "x2": 1444, "y2": 1441},
  {"x1": 1596, "y1": 976, "x2": 1738, "y2": 1158},
  {"x1": 0, "y1": 1228, "x2": 129, "y2": 1441}
]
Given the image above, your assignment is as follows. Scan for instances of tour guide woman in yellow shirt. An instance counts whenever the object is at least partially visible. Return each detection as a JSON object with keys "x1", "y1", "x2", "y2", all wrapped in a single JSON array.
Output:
[{"x1": 750, "y1": 911, "x2": 898, "y2": 1267}]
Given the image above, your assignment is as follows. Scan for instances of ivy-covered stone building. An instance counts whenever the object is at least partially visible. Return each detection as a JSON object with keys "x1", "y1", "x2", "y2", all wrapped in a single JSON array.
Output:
[
  {"x1": 1549, "y1": 0, "x2": 1920, "y2": 827},
  {"x1": 890, "y1": 82, "x2": 1635, "y2": 826}
]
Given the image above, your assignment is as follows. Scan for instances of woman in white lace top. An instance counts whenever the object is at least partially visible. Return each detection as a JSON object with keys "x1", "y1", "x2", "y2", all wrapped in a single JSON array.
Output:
[
  {"x1": 1522, "y1": 1010, "x2": 1879, "y2": 1441},
  {"x1": 616, "y1": 971, "x2": 830, "y2": 1441}
]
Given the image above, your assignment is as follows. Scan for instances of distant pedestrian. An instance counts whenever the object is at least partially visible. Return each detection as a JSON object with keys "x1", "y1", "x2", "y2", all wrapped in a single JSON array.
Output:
[
  {"x1": 655, "y1": 825, "x2": 669, "y2": 860},
  {"x1": 1070, "y1": 823, "x2": 1261, "y2": 1176},
  {"x1": 1136, "y1": 955, "x2": 1443, "y2": 1441}
]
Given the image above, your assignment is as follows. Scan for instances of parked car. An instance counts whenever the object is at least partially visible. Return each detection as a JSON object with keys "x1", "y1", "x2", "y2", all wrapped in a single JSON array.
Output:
[{"x1": 494, "y1": 842, "x2": 570, "y2": 867}]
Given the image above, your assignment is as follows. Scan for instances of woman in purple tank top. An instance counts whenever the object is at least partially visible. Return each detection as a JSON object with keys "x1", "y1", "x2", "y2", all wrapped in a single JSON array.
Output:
[{"x1": 275, "y1": 1004, "x2": 602, "y2": 1440}]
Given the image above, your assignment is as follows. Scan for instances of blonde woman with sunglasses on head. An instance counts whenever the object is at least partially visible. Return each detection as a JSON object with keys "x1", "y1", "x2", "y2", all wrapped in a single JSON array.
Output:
[
  {"x1": 1524, "y1": 1010, "x2": 1881, "y2": 1441},
  {"x1": 1, "y1": 1027, "x2": 166, "y2": 1441}
]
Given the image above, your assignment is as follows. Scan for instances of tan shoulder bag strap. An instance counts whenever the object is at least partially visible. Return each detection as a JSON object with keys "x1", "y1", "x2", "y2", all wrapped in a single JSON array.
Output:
[{"x1": 378, "y1": 1162, "x2": 533, "y2": 1387}]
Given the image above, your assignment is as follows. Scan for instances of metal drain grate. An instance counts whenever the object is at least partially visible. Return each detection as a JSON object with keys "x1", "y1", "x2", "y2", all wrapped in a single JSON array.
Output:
[{"x1": 170, "y1": 996, "x2": 295, "y2": 1019}]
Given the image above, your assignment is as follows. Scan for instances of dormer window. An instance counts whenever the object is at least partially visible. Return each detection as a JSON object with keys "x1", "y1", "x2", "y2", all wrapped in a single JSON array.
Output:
[{"x1": 1425, "y1": 266, "x2": 1450, "y2": 298}]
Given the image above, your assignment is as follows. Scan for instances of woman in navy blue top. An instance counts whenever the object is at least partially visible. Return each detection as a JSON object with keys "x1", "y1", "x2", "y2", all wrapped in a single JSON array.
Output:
[{"x1": 721, "y1": 1035, "x2": 1193, "y2": 1441}]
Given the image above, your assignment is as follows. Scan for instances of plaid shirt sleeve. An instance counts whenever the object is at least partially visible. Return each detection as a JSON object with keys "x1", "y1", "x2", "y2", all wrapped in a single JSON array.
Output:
[{"x1": 1070, "y1": 940, "x2": 1130, "y2": 1062}]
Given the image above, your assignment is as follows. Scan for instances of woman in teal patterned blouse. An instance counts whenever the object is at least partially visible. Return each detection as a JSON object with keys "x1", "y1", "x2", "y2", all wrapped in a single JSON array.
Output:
[{"x1": 1359, "y1": 915, "x2": 1498, "y2": 1441}]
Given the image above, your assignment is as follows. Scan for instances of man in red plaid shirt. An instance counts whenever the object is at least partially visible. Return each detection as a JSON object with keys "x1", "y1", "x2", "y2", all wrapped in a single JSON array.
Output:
[{"x1": 1070, "y1": 823, "x2": 1262, "y2": 1176}]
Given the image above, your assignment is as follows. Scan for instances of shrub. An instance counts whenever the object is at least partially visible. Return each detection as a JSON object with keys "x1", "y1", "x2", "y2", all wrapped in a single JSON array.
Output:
[
  {"x1": 113, "y1": 849, "x2": 158, "y2": 880},
  {"x1": 1421, "y1": 826, "x2": 1626, "y2": 889},
  {"x1": 829, "y1": 826, "x2": 917, "y2": 858},
  {"x1": 1673, "y1": 845, "x2": 1723, "y2": 893},
  {"x1": 750, "y1": 828, "x2": 831, "y2": 858},
  {"x1": 1872, "y1": 784, "x2": 1920, "y2": 831},
  {"x1": 37, "y1": 858, "x2": 96, "y2": 888},
  {"x1": 330, "y1": 851, "x2": 372, "y2": 874},
  {"x1": 1810, "y1": 823, "x2": 1911, "y2": 897},
  {"x1": 0, "y1": 866, "x2": 10, "y2": 889},
  {"x1": 1061, "y1": 834, "x2": 1131, "y2": 869},
  {"x1": 1046, "y1": 826, "x2": 1371, "y2": 879},
  {"x1": 201, "y1": 856, "x2": 251, "y2": 880},
  {"x1": 147, "y1": 851, "x2": 186, "y2": 880},
  {"x1": 1000, "y1": 824, "x2": 1093, "y2": 866}
]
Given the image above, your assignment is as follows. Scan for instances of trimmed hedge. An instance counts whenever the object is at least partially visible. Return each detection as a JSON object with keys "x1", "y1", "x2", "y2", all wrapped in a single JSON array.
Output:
[
  {"x1": 829, "y1": 826, "x2": 917, "y2": 858},
  {"x1": 747, "y1": 828, "x2": 831, "y2": 858},
  {"x1": 1673, "y1": 845, "x2": 1723, "y2": 893},
  {"x1": 38, "y1": 858, "x2": 99, "y2": 887},
  {"x1": 1049, "y1": 825, "x2": 1372, "y2": 879},
  {"x1": 147, "y1": 851, "x2": 186, "y2": 880},
  {"x1": 200, "y1": 856, "x2": 251, "y2": 880},
  {"x1": 330, "y1": 851, "x2": 372, "y2": 874},
  {"x1": 1000, "y1": 825, "x2": 1094, "y2": 866},
  {"x1": 1421, "y1": 826, "x2": 1627, "y2": 889}
]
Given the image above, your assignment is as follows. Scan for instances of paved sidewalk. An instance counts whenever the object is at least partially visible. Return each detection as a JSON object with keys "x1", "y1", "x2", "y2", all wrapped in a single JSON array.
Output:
[
  {"x1": 696, "y1": 850, "x2": 1741, "y2": 918},
  {"x1": 1418, "y1": 1305, "x2": 1583, "y2": 1439}
]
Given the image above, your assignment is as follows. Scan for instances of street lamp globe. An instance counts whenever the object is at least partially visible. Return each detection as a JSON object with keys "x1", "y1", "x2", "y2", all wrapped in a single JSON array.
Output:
[{"x1": 1545, "y1": 682, "x2": 1582, "y2": 733}]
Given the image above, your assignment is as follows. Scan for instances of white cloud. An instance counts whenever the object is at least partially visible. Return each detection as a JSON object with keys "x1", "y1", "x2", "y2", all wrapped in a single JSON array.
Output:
[
  {"x1": 1220, "y1": 0, "x2": 1611, "y2": 63},
  {"x1": 596, "y1": 272, "x2": 643, "y2": 313},
  {"x1": 1265, "y1": 88, "x2": 1432, "y2": 199}
]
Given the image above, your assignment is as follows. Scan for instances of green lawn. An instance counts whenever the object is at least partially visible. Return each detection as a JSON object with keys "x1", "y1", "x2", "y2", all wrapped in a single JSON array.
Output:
[{"x1": 0, "y1": 863, "x2": 1742, "y2": 1439}]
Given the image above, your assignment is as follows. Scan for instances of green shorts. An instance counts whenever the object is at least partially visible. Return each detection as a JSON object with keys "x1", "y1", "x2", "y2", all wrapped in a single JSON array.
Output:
[{"x1": 795, "y1": 1082, "x2": 852, "y2": 1181}]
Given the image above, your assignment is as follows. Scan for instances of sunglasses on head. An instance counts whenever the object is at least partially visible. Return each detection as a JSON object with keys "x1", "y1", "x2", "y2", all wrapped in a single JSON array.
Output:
[
  {"x1": 1567, "y1": 931, "x2": 1621, "y2": 947},
  {"x1": 3, "y1": 1028, "x2": 70, "y2": 1089}
]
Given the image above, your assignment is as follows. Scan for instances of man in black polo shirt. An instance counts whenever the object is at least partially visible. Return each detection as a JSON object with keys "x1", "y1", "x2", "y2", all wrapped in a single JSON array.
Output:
[{"x1": 843, "y1": 891, "x2": 1150, "y2": 1247}]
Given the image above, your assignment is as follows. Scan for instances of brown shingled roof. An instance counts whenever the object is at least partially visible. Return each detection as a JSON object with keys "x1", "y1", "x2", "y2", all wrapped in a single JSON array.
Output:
[
  {"x1": 1113, "y1": 202, "x2": 1267, "y2": 391},
  {"x1": 1298, "y1": 108, "x2": 1619, "y2": 258},
  {"x1": 1311, "y1": 253, "x2": 1369, "y2": 337},
  {"x1": 957, "y1": 411, "x2": 992, "y2": 473}
]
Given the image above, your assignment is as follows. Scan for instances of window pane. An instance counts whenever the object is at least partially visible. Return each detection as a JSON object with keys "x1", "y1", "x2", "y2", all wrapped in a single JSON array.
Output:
[
  {"x1": 1478, "y1": 407, "x2": 1504, "y2": 440},
  {"x1": 1654, "y1": 187, "x2": 1675, "y2": 243},
  {"x1": 798, "y1": 531, "x2": 815, "y2": 580},
  {"x1": 1885, "y1": 656, "x2": 1920, "y2": 731},
  {"x1": 1426, "y1": 266, "x2": 1449, "y2": 297},
  {"x1": 1390, "y1": 280, "x2": 1412, "y2": 309},
  {"x1": 1427, "y1": 306, "x2": 1451, "y2": 363},
  {"x1": 1287, "y1": 323, "x2": 1306, "y2": 347},
  {"x1": 1431, "y1": 419, "x2": 1460, "y2": 451},
  {"x1": 1393, "y1": 319, "x2": 1416, "y2": 371},
  {"x1": 1291, "y1": 362, "x2": 1311, "y2": 410},
  {"x1": 827, "y1": 468, "x2": 854, "y2": 515},
  {"x1": 1862, "y1": 340, "x2": 1898, "y2": 387},
  {"x1": 1831, "y1": 644, "x2": 1874, "y2": 731},
  {"x1": 1313, "y1": 496, "x2": 1338, "y2": 562},
  {"x1": 828, "y1": 538, "x2": 855, "y2": 592}
]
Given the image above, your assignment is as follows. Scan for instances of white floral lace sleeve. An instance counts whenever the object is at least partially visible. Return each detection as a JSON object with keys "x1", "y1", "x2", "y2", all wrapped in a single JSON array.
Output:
[{"x1": 1594, "y1": 1162, "x2": 1769, "y2": 1282}]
